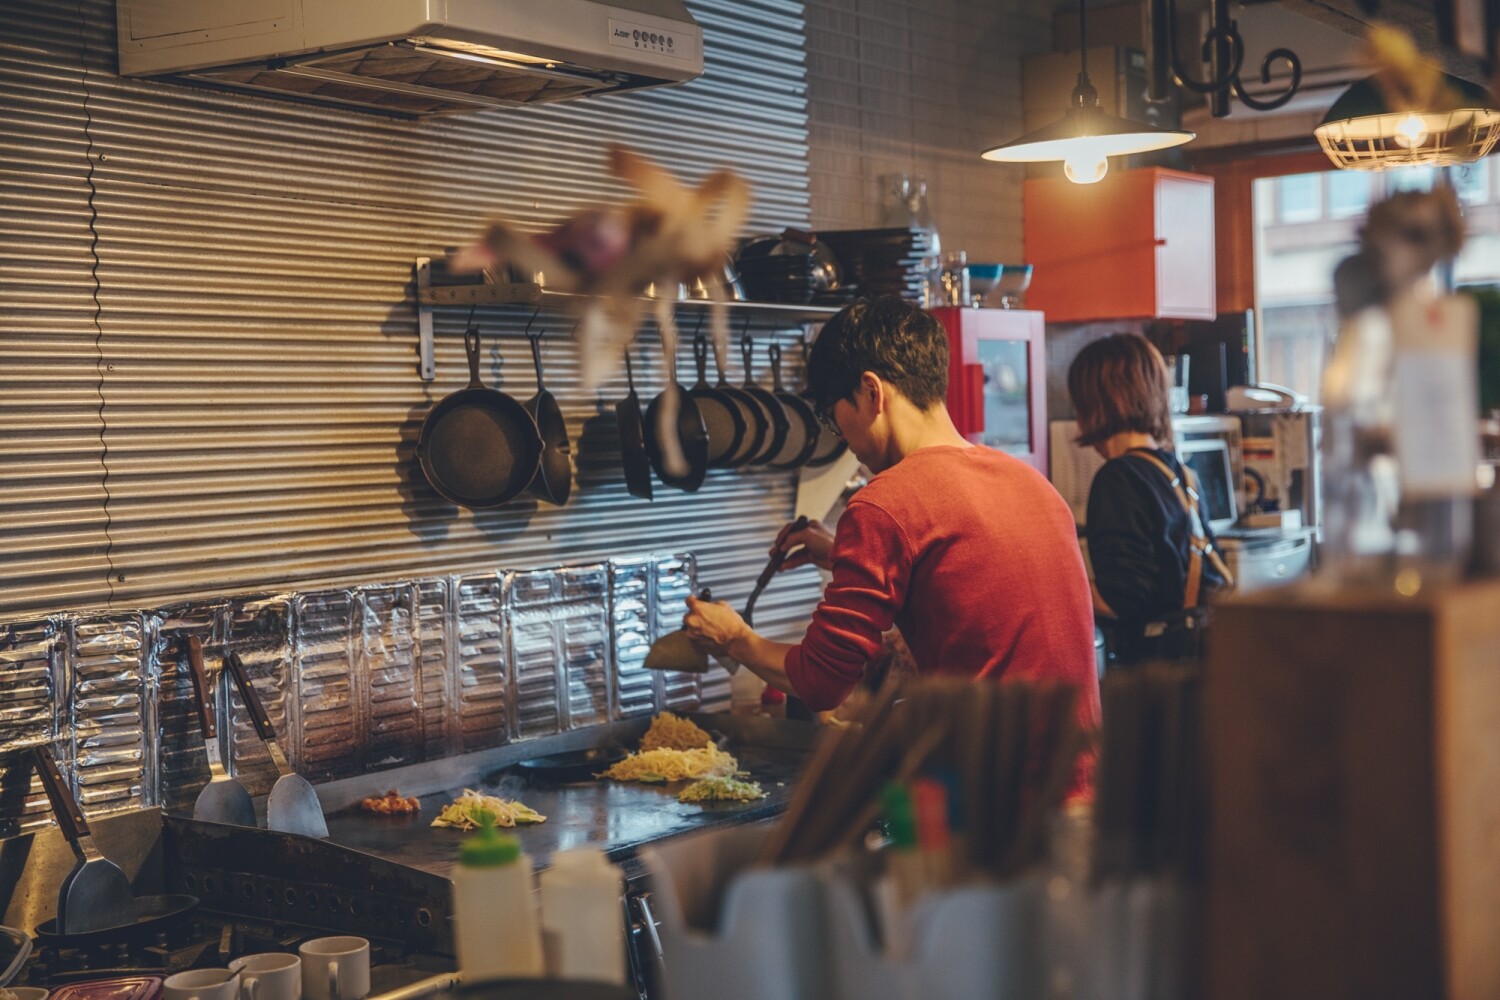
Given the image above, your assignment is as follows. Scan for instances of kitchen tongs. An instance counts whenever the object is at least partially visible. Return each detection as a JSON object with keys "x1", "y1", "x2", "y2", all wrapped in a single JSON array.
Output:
[{"x1": 742, "y1": 515, "x2": 809, "y2": 628}]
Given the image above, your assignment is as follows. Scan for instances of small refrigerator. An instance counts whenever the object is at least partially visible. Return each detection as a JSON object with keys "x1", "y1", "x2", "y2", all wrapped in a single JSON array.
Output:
[{"x1": 929, "y1": 307, "x2": 1048, "y2": 475}]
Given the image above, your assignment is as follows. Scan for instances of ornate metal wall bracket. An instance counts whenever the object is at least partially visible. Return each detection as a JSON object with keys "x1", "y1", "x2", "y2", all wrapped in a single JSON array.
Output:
[{"x1": 1152, "y1": 0, "x2": 1303, "y2": 118}]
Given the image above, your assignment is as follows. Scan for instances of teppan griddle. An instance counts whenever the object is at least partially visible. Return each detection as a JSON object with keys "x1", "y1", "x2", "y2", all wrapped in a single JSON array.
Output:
[{"x1": 312, "y1": 715, "x2": 816, "y2": 882}]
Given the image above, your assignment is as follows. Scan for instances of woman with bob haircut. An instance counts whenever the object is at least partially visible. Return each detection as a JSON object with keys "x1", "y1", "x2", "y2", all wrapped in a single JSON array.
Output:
[{"x1": 1067, "y1": 332, "x2": 1232, "y2": 665}]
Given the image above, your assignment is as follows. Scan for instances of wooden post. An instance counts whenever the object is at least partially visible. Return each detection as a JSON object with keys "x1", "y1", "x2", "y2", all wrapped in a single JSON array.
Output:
[{"x1": 1204, "y1": 580, "x2": 1500, "y2": 1000}]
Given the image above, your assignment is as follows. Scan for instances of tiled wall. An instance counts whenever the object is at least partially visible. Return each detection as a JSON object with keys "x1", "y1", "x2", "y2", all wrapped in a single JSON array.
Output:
[
  {"x1": 0, "y1": 554, "x2": 705, "y2": 838},
  {"x1": 804, "y1": 0, "x2": 1052, "y2": 263}
]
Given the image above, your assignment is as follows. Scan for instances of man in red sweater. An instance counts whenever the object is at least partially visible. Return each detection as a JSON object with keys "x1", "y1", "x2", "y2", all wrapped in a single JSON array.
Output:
[{"x1": 683, "y1": 297, "x2": 1100, "y2": 787}]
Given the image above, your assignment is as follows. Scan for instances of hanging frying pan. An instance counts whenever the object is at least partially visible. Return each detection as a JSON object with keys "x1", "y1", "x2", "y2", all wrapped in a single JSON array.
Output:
[
  {"x1": 764, "y1": 342, "x2": 820, "y2": 471},
  {"x1": 687, "y1": 326, "x2": 746, "y2": 467},
  {"x1": 524, "y1": 320, "x2": 573, "y2": 506},
  {"x1": 417, "y1": 326, "x2": 543, "y2": 509},
  {"x1": 739, "y1": 331, "x2": 789, "y2": 466},
  {"x1": 644, "y1": 326, "x2": 709, "y2": 493},
  {"x1": 711, "y1": 329, "x2": 765, "y2": 469},
  {"x1": 800, "y1": 335, "x2": 848, "y2": 468},
  {"x1": 616, "y1": 349, "x2": 654, "y2": 500}
]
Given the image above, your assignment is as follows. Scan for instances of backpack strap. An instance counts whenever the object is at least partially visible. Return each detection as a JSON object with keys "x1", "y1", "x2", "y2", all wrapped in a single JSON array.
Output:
[{"x1": 1126, "y1": 449, "x2": 1235, "y2": 608}]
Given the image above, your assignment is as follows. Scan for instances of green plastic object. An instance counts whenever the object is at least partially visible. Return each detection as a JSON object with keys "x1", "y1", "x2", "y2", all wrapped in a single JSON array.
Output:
[
  {"x1": 460, "y1": 814, "x2": 523, "y2": 868},
  {"x1": 880, "y1": 782, "x2": 917, "y2": 851}
]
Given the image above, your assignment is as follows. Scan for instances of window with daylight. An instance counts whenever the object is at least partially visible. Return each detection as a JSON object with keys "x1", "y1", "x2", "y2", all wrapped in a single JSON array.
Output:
[
  {"x1": 1253, "y1": 165, "x2": 1500, "y2": 403},
  {"x1": 1328, "y1": 170, "x2": 1372, "y2": 218},
  {"x1": 1278, "y1": 173, "x2": 1323, "y2": 223}
]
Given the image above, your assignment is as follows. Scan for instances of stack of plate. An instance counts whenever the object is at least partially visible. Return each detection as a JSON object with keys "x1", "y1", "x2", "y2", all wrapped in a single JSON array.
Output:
[
  {"x1": 736, "y1": 234, "x2": 849, "y2": 305},
  {"x1": 815, "y1": 228, "x2": 937, "y2": 301}
]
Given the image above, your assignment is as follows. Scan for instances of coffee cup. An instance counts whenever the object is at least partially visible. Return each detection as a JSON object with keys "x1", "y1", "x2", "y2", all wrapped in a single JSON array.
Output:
[
  {"x1": 164, "y1": 969, "x2": 241, "y2": 1000},
  {"x1": 231, "y1": 952, "x2": 302, "y2": 1000},
  {"x1": 11, "y1": 988, "x2": 50, "y2": 1000},
  {"x1": 299, "y1": 936, "x2": 370, "y2": 1000}
]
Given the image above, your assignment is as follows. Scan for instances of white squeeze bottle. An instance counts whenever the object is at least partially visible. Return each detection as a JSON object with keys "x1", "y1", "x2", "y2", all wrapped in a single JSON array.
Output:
[
  {"x1": 452, "y1": 818, "x2": 544, "y2": 981},
  {"x1": 539, "y1": 846, "x2": 626, "y2": 984}
]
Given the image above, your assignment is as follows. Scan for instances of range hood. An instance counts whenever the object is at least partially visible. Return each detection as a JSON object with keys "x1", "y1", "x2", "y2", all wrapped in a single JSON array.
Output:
[{"x1": 117, "y1": 0, "x2": 704, "y2": 117}]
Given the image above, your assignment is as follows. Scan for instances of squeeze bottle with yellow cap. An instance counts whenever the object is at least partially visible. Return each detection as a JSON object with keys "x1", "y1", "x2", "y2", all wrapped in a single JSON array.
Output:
[{"x1": 452, "y1": 815, "x2": 544, "y2": 982}]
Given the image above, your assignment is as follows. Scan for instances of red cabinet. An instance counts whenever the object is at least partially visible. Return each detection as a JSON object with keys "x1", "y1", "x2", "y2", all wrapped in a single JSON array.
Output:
[
  {"x1": 1024, "y1": 166, "x2": 1216, "y2": 322},
  {"x1": 930, "y1": 307, "x2": 1048, "y2": 475}
]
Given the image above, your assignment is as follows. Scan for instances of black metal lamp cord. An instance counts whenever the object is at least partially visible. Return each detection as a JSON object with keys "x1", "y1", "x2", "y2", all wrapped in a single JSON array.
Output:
[{"x1": 77, "y1": 0, "x2": 116, "y2": 605}]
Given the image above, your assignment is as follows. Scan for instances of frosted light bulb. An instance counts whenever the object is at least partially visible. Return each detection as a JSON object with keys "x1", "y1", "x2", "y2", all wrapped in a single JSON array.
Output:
[
  {"x1": 1393, "y1": 113, "x2": 1429, "y2": 150},
  {"x1": 1063, "y1": 153, "x2": 1109, "y2": 185}
]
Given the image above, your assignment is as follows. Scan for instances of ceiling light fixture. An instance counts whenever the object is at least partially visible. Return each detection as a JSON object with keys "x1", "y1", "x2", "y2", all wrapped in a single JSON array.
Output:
[
  {"x1": 1314, "y1": 74, "x2": 1500, "y2": 170},
  {"x1": 981, "y1": 0, "x2": 1194, "y2": 184}
]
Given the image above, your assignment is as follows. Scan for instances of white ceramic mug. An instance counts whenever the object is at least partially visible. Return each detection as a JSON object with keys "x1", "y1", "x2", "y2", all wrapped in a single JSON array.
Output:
[
  {"x1": 298, "y1": 936, "x2": 370, "y2": 1000},
  {"x1": 11, "y1": 988, "x2": 50, "y2": 1000},
  {"x1": 163, "y1": 969, "x2": 242, "y2": 1000},
  {"x1": 230, "y1": 952, "x2": 302, "y2": 1000}
]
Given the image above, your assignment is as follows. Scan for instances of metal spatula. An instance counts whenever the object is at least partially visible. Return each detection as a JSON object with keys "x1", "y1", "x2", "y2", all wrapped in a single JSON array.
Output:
[
  {"x1": 643, "y1": 588, "x2": 712, "y2": 673},
  {"x1": 184, "y1": 636, "x2": 256, "y2": 828},
  {"x1": 31, "y1": 745, "x2": 137, "y2": 935},
  {"x1": 223, "y1": 651, "x2": 329, "y2": 840}
]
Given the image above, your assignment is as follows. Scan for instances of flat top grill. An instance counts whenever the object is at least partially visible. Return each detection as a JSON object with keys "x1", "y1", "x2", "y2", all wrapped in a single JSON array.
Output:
[{"x1": 319, "y1": 717, "x2": 812, "y2": 880}]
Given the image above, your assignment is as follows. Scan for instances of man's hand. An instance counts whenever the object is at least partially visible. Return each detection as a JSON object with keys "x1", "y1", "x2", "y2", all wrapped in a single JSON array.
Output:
[
  {"x1": 771, "y1": 517, "x2": 835, "y2": 573},
  {"x1": 683, "y1": 595, "x2": 751, "y2": 658}
]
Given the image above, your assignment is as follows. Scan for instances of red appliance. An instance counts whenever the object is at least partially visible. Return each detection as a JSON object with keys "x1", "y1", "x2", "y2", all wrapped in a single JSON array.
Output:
[{"x1": 930, "y1": 307, "x2": 1048, "y2": 475}]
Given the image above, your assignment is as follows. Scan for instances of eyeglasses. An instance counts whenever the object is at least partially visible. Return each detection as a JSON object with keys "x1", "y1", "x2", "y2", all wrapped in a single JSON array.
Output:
[{"x1": 814, "y1": 400, "x2": 844, "y2": 440}]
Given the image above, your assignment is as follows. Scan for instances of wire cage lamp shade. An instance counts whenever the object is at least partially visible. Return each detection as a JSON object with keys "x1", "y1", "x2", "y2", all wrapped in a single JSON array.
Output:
[{"x1": 1315, "y1": 75, "x2": 1500, "y2": 170}]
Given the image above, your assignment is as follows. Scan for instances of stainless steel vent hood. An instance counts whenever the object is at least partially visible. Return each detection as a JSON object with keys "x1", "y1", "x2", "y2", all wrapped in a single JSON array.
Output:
[{"x1": 117, "y1": 0, "x2": 704, "y2": 117}]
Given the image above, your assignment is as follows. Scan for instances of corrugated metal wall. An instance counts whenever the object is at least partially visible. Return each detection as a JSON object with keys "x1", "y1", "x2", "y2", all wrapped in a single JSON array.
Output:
[{"x1": 1, "y1": 0, "x2": 825, "y2": 640}]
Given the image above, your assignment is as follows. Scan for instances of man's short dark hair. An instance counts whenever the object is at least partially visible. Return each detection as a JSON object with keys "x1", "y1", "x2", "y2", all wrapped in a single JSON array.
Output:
[{"x1": 806, "y1": 296, "x2": 949, "y2": 412}]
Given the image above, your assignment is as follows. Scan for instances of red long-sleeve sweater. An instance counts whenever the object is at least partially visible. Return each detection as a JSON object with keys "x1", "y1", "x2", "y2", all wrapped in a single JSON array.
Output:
[{"x1": 784, "y1": 446, "x2": 1101, "y2": 792}]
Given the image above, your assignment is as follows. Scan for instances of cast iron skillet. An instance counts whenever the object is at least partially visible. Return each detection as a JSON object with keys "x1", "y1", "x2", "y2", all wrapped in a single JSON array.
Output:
[
  {"x1": 511, "y1": 747, "x2": 629, "y2": 784},
  {"x1": 686, "y1": 327, "x2": 745, "y2": 467},
  {"x1": 764, "y1": 342, "x2": 820, "y2": 470},
  {"x1": 616, "y1": 349, "x2": 654, "y2": 500},
  {"x1": 800, "y1": 337, "x2": 848, "y2": 468},
  {"x1": 711, "y1": 333, "x2": 765, "y2": 469},
  {"x1": 644, "y1": 332, "x2": 709, "y2": 493},
  {"x1": 33, "y1": 893, "x2": 200, "y2": 945},
  {"x1": 417, "y1": 326, "x2": 544, "y2": 509},
  {"x1": 523, "y1": 324, "x2": 573, "y2": 506},
  {"x1": 738, "y1": 332, "x2": 789, "y2": 466}
]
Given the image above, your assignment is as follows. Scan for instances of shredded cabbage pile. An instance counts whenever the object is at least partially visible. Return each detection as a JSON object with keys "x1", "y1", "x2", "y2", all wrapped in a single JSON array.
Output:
[
  {"x1": 430, "y1": 788, "x2": 546, "y2": 830},
  {"x1": 677, "y1": 776, "x2": 766, "y2": 803}
]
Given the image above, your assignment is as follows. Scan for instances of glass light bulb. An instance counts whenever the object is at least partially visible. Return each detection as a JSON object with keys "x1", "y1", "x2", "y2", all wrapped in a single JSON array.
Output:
[
  {"x1": 1393, "y1": 113, "x2": 1429, "y2": 150},
  {"x1": 1063, "y1": 153, "x2": 1109, "y2": 184}
]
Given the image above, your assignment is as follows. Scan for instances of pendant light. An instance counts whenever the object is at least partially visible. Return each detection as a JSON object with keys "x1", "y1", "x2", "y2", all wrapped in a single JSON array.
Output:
[
  {"x1": 981, "y1": 0, "x2": 1195, "y2": 184},
  {"x1": 1314, "y1": 74, "x2": 1500, "y2": 170}
]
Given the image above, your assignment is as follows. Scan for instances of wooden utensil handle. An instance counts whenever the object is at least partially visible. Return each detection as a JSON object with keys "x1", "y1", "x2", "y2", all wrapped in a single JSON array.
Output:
[
  {"x1": 182, "y1": 635, "x2": 217, "y2": 739},
  {"x1": 31, "y1": 744, "x2": 91, "y2": 844},
  {"x1": 224, "y1": 651, "x2": 277, "y2": 741}
]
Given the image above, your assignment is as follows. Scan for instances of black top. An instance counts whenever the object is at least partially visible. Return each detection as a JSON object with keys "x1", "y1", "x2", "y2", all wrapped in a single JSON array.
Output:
[{"x1": 1086, "y1": 448, "x2": 1227, "y2": 631}]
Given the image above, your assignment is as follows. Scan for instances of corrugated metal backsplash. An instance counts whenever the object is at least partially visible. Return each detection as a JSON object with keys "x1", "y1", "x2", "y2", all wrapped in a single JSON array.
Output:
[
  {"x1": 0, "y1": 553, "x2": 726, "y2": 837},
  {"x1": 0, "y1": 0, "x2": 823, "y2": 649}
]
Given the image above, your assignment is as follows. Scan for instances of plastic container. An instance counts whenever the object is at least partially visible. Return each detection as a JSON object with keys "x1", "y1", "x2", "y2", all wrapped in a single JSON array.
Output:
[
  {"x1": 539, "y1": 847, "x2": 626, "y2": 985},
  {"x1": 824, "y1": 873, "x2": 1044, "y2": 1000},
  {"x1": 638, "y1": 824, "x2": 831, "y2": 1000},
  {"x1": 452, "y1": 822, "x2": 544, "y2": 982}
]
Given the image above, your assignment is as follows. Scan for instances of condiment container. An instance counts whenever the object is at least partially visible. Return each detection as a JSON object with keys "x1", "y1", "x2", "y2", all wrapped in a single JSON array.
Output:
[
  {"x1": 452, "y1": 820, "x2": 543, "y2": 982},
  {"x1": 539, "y1": 847, "x2": 625, "y2": 985}
]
